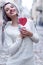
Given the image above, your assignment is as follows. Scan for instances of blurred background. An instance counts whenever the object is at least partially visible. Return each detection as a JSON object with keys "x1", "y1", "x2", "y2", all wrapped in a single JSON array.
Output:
[{"x1": 0, "y1": 0, "x2": 43, "y2": 65}]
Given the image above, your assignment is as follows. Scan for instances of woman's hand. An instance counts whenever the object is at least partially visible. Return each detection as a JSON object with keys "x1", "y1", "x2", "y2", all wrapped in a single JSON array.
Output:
[{"x1": 20, "y1": 27, "x2": 33, "y2": 38}]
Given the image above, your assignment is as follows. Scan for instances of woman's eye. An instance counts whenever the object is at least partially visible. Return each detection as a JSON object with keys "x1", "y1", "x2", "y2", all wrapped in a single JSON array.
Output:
[
  {"x1": 5, "y1": 8, "x2": 9, "y2": 12},
  {"x1": 6, "y1": 9, "x2": 9, "y2": 11}
]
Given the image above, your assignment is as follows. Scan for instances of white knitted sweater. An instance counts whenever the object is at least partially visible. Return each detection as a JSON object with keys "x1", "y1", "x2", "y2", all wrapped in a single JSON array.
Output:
[{"x1": 3, "y1": 19, "x2": 39, "y2": 65}]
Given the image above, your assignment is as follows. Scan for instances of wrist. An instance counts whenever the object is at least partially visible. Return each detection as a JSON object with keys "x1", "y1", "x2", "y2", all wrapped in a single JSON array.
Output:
[{"x1": 27, "y1": 32, "x2": 33, "y2": 37}]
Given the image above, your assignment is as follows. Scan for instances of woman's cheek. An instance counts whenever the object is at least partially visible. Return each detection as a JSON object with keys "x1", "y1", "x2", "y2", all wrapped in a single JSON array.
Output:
[
  {"x1": 7, "y1": 12, "x2": 10, "y2": 17},
  {"x1": 7, "y1": 10, "x2": 10, "y2": 15}
]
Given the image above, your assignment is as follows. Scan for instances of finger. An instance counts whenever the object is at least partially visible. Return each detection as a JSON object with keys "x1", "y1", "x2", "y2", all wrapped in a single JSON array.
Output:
[
  {"x1": 21, "y1": 28, "x2": 26, "y2": 31},
  {"x1": 22, "y1": 35, "x2": 27, "y2": 38},
  {"x1": 21, "y1": 31, "x2": 27, "y2": 35},
  {"x1": 20, "y1": 29, "x2": 27, "y2": 32}
]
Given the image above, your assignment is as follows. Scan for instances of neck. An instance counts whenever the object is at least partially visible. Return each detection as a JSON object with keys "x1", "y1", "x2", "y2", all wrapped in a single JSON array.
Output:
[{"x1": 11, "y1": 15, "x2": 18, "y2": 27}]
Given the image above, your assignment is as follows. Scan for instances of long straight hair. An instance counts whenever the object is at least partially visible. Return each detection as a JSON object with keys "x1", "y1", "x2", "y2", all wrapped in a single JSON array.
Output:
[{"x1": 2, "y1": 2, "x2": 19, "y2": 44}]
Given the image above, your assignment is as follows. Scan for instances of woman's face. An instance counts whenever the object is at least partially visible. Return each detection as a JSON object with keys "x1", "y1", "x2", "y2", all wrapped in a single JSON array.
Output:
[{"x1": 4, "y1": 4, "x2": 18, "y2": 18}]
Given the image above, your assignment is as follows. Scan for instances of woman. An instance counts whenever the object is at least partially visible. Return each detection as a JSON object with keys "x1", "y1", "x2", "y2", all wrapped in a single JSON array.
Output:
[{"x1": 2, "y1": 2, "x2": 39, "y2": 65}]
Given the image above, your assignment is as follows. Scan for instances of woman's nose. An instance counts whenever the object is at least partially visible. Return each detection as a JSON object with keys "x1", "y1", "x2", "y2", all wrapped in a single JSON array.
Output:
[{"x1": 10, "y1": 8, "x2": 12, "y2": 12}]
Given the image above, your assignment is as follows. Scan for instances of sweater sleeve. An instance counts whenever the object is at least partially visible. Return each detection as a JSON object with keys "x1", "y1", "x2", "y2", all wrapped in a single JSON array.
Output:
[
  {"x1": 4, "y1": 30, "x2": 22, "y2": 56},
  {"x1": 30, "y1": 20, "x2": 39, "y2": 43}
]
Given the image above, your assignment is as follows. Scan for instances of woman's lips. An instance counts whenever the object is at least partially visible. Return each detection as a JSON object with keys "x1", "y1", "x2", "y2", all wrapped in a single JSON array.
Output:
[{"x1": 10, "y1": 9, "x2": 16, "y2": 14}]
